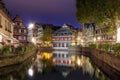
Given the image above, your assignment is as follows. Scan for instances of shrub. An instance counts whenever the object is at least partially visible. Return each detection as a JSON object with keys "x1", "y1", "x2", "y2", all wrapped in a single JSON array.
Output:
[
  {"x1": 96, "y1": 44, "x2": 102, "y2": 49},
  {"x1": 113, "y1": 43, "x2": 120, "y2": 56},
  {"x1": 103, "y1": 43, "x2": 110, "y2": 53},
  {"x1": 15, "y1": 45, "x2": 25, "y2": 54},
  {"x1": 1, "y1": 45, "x2": 11, "y2": 55},
  {"x1": 89, "y1": 44, "x2": 96, "y2": 48},
  {"x1": 24, "y1": 43, "x2": 36, "y2": 54}
]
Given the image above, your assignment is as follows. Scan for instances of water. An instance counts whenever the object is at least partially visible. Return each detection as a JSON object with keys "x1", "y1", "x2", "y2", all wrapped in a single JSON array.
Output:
[{"x1": 0, "y1": 50, "x2": 112, "y2": 80}]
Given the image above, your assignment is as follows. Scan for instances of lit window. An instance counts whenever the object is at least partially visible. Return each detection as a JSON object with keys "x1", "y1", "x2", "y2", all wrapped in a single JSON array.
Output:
[{"x1": 19, "y1": 29, "x2": 21, "y2": 33}]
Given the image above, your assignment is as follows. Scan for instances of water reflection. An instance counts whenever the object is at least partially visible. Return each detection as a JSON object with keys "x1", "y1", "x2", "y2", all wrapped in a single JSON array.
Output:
[
  {"x1": 28, "y1": 67, "x2": 34, "y2": 77},
  {"x1": 0, "y1": 50, "x2": 112, "y2": 80},
  {"x1": 0, "y1": 55, "x2": 36, "y2": 80},
  {"x1": 76, "y1": 55, "x2": 94, "y2": 77}
]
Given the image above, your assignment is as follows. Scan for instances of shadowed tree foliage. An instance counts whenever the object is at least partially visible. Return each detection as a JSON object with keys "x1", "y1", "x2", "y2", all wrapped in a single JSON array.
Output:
[
  {"x1": 41, "y1": 26, "x2": 53, "y2": 47},
  {"x1": 76, "y1": 0, "x2": 120, "y2": 35}
]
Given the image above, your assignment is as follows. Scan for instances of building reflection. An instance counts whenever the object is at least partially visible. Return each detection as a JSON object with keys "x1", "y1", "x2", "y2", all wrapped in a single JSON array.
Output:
[
  {"x1": 0, "y1": 51, "x2": 111, "y2": 80},
  {"x1": 53, "y1": 50, "x2": 75, "y2": 67},
  {"x1": 76, "y1": 55, "x2": 94, "y2": 77}
]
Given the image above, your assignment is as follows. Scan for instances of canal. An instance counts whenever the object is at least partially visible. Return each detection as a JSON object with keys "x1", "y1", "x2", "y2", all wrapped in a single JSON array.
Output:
[{"x1": 0, "y1": 50, "x2": 115, "y2": 80}]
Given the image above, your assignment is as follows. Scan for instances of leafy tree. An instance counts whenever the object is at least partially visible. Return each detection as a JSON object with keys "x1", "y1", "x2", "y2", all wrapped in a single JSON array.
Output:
[
  {"x1": 76, "y1": 0, "x2": 120, "y2": 36},
  {"x1": 41, "y1": 26, "x2": 53, "y2": 47}
]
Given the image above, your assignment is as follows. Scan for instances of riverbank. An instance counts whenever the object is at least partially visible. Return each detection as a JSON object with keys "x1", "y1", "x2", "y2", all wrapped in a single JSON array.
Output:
[
  {"x1": 0, "y1": 49, "x2": 37, "y2": 68},
  {"x1": 77, "y1": 47, "x2": 120, "y2": 80}
]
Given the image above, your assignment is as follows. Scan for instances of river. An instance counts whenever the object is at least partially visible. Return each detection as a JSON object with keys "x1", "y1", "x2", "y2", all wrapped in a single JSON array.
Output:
[{"x1": 0, "y1": 50, "x2": 114, "y2": 80}]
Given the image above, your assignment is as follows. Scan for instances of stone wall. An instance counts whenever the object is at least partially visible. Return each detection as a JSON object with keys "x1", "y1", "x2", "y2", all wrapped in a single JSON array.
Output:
[
  {"x1": 78, "y1": 47, "x2": 120, "y2": 79},
  {"x1": 0, "y1": 50, "x2": 37, "y2": 68}
]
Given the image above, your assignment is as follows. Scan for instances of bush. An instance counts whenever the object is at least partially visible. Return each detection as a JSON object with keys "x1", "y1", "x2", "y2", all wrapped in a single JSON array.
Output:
[
  {"x1": 103, "y1": 43, "x2": 110, "y2": 53},
  {"x1": 1, "y1": 45, "x2": 11, "y2": 55},
  {"x1": 15, "y1": 45, "x2": 25, "y2": 54},
  {"x1": 24, "y1": 43, "x2": 36, "y2": 54},
  {"x1": 113, "y1": 43, "x2": 120, "y2": 56},
  {"x1": 89, "y1": 44, "x2": 96, "y2": 48}
]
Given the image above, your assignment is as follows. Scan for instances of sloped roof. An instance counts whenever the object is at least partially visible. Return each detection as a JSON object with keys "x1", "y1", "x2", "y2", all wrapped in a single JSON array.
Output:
[
  {"x1": 13, "y1": 15, "x2": 22, "y2": 22},
  {"x1": 54, "y1": 25, "x2": 72, "y2": 36}
]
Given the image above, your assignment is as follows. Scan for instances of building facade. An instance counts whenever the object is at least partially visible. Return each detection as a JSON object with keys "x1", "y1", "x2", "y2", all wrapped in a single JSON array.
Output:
[
  {"x1": 82, "y1": 23, "x2": 95, "y2": 46},
  {"x1": 52, "y1": 24, "x2": 76, "y2": 66},
  {"x1": 94, "y1": 26, "x2": 116, "y2": 45},
  {"x1": 53, "y1": 24, "x2": 74, "y2": 49},
  {"x1": 28, "y1": 23, "x2": 60, "y2": 46},
  {"x1": 13, "y1": 15, "x2": 28, "y2": 44},
  {"x1": 0, "y1": 1, "x2": 18, "y2": 47}
]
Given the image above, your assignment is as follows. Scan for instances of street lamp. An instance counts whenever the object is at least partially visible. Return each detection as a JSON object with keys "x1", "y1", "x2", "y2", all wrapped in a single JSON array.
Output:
[{"x1": 28, "y1": 23, "x2": 34, "y2": 29}]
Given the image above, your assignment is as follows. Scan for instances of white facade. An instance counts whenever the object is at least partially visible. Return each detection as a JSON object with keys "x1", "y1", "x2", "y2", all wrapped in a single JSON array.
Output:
[
  {"x1": 27, "y1": 28, "x2": 33, "y2": 42},
  {"x1": 53, "y1": 50, "x2": 73, "y2": 66},
  {"x1": 53, "y1": 24, "x2": 73, "y2": 50},
  {"x1": 52, "y1": 24, "x2": 74, "y2": 66}
]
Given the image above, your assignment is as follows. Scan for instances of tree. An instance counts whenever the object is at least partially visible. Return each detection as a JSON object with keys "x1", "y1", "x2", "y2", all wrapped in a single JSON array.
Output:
[
  {"x1": 76, "y1": 0, "x2": 120, "y2": 36},
  {"x1": 41, "y1": 26, "x2": 53, "y2": 47}
]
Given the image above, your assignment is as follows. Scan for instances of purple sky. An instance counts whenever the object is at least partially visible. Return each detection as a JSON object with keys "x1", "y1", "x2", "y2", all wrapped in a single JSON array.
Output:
[{"x1": 3, "y1": 0, "x2": 81, "y2": 28}]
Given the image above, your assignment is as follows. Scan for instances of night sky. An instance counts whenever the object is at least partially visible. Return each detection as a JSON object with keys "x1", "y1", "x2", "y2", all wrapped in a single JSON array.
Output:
[{"x1": 3, "y1": 0, "x2": 81, "y2": 28}]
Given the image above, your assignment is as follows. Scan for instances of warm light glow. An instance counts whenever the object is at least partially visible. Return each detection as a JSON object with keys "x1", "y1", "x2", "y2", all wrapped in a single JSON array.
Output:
[
  {"x1": 71, "y1": 42, "x2": 75, "y2": 46},
  {"x1": 77, "y1": 37, "x2": 80, "y2": 40},
  {"x1": 53, "y1": 58, "x2": 56, "y2": 62},
  {"x1": 77, "y1": 59, "x2": 81, "y2": 66},
  {"x1": 69, "y1": 60, "x2": 72, "y2": 64},
  {"x1": 32, "y1": 38, "x2": 36, "y2": 44},
  {"x1": 97, "y1": 37, "x2": 101, "y2": 40},
  {"x1": 28, "y1": 23, "x2": 34, "y2": 29},
  {"x1": 81, "y1": 39, "x2": 83, "y2": 43},
  {"x1": 42, "y1": 52, "x2": 52, "y2": 59},
  {"x1": 94, "y1": 37, "x2": 96, "y2": 42},
  {"x1": 28, "y1": 68, "x2": 34, "y2": 77},
  {"x1": 117, "y1": 27, "x2": 120, "y2": 43},
  {"x1": 72, "y1": 55, "x2": 75, "y2": 61}
]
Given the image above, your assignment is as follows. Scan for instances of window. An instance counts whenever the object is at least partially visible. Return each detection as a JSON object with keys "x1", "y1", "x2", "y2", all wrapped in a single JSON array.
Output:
[
  {"x1": 66, "y1": 54, "x2": 69, "y2": 58},
  {"x1": 53, "y1": 54, "x2": 57, "y2": 57},
  {"x1": 62, "y1": 54, "x2": 64, "y2": 58},
  {"x1": 17, "y1": 23, "x2": 20, "y2": 25},
  {"x1": 58, "y1": 54, "x2": 61, "y2": 58},
  {"x1": 19, "y1": 29, "x2": 21, "y2": 33},
  {"x1": 24, "y1": 37, "x2": 26, "y2": 40},
  {"x1": 5, "y1": 20, "x2": 7, "y2": 30},
  {"x1": 24, "y1": 30, "x2": 26, "y2": 33},
  {"x1": 66, "y1": 43, "x2": 68, "y2": 47},
  {"x1": 19, "y1": 36, "x2": 25, "y2": 40},
  {"x1": 21, "y1": 29, "x2": 24, "y2": 33},
  {"x1": 62, "y1": 43, "x2": 64, "y2": 47}
]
